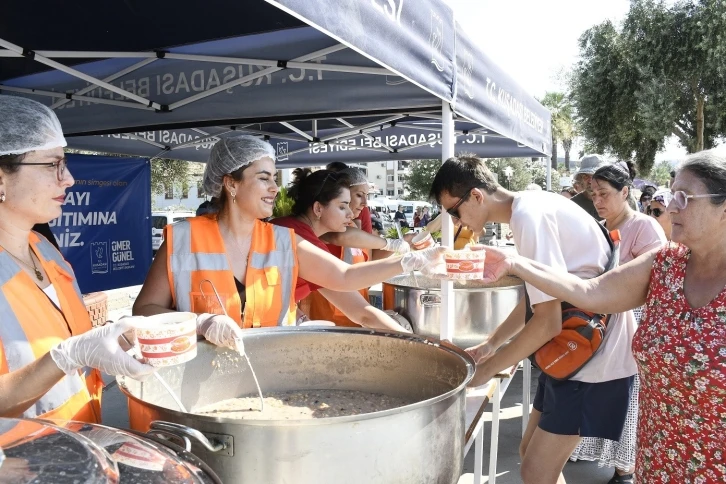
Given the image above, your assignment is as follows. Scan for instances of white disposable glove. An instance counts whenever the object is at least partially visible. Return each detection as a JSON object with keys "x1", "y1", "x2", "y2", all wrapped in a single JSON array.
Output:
[
  {"x1": 400, "y1": 246, "x2": 447, "y2": 275},
  {"x1": 50, "y1": 318, "x2": 156, "y2": 381},
  {"x1": 382, "y1": 238, "x2": 410, "y2": 254},
  {"x1": 196, "y1": 313, "x2": 246, "y2": 355}
]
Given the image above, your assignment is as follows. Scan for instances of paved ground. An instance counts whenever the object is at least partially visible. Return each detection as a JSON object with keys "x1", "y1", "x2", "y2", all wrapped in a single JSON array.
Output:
[{"x1": 101, "y1": 286, "x2": 615, "y2": 484}]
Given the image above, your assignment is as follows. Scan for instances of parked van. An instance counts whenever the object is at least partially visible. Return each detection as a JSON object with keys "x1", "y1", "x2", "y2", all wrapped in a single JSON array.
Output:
[{"x1": 151, "y1": 210, "x2": 195, "y2": 253}]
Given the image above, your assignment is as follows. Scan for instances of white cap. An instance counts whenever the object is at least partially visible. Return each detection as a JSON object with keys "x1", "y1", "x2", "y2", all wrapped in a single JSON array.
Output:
[{"x1": 0, "y1": 95, "x2": 67, "y2": 156}]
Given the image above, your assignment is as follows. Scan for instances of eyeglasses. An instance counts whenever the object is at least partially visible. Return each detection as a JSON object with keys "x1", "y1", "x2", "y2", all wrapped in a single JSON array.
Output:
[
  {"x1": 447, "y1": 186, "x2": 482, "y2": 220},
  {"x1": 671, "y1": 190, "x2": 724, "y2": 210},
  {"x1": 648, "y1": 207, "x2": 664, "y2": 218},
  {"x1": 4, "y1": 158, "x2": 67, "y2": 181}
]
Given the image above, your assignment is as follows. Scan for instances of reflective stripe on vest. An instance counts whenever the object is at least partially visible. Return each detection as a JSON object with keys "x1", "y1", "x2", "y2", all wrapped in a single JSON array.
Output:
[
  {"x1": 34, "y1": 236, "x2": 84, "y2": 302},
  {"x1": 250, "y1": 226, "x2": 295, "y2": 327},
  {"x1": 0, "y1": 251, "x2": 86, "y2": 419}
]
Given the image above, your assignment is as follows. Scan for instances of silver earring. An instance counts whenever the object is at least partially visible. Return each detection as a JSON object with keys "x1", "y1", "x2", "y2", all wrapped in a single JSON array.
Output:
[{"x1": 0, "y1": 192, "x2": 5, "y2": 203}]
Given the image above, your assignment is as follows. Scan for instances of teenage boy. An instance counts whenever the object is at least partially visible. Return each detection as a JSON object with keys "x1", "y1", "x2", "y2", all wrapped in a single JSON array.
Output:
[{"x1": 429, "y1": 155, "x2": 635, "y2": 484}]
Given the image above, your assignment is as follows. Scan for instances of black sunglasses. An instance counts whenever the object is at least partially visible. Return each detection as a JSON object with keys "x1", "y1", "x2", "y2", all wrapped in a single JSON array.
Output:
[
  {"x1": 649, "y1": 208, "x2": 664, "y2": 218},
  {"x1": 446, "y1": 186, "x2": 482, "y2": 219}
]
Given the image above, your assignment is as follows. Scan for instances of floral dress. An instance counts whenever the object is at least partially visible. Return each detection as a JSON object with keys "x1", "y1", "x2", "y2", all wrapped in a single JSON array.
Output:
[{"x1": 632, "y1": 243, "x2": 726, "y2": 483}]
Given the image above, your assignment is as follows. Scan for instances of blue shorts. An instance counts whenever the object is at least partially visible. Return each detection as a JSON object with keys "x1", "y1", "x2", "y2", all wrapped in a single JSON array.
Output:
[{"x1": 533, "y1": 372, "x2": 634, "y2": 441}]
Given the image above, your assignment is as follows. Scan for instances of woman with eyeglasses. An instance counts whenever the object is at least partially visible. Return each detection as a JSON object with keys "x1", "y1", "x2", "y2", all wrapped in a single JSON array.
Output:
[
  {"x1": 569, "y1": 161, "x2": 667, "y2": 483},
  {"x1": 0, "y1": 95, "x2": 157, "y2": 422},
  {"x1": 646, "y1": 190, "x2": 672, "y2": 240},
  {"x1": 477, "y1": 149, "x2": 726, "y2": 483},
  {"x1": 272, "y1": 168, "x2": 408, "y2": 330},
  {"x1": 133, "y1": 136, "x2": 439, "y2": 333}
]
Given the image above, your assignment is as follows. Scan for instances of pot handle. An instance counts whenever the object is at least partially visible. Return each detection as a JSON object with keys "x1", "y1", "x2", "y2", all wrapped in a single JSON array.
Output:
[
  {"x1": 420, "y1": 294, "x2": 441, "y2": 307},
  {"x1": 149, "y1": 421, "x2": 228, "y2": 453}
]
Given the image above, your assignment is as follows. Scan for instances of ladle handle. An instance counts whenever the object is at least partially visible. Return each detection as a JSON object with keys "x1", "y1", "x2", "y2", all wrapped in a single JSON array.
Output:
[{"x1": 150, "y1": 421, "x2": 227, "y2": 453}]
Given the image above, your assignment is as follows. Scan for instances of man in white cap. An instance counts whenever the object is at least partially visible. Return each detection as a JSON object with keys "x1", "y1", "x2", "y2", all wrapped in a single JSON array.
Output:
[{"x1": 571, "y1": 154, "x2": 609, "y2": 220}]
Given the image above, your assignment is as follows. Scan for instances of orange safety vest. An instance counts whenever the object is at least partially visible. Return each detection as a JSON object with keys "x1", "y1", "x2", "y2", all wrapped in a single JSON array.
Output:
[
  {"x1": 305, "y1": 246, "x2": 368, "y2": 327},
  {"x1": 165, "y1": 215, "x2": 299, "y2": 328},
  {"x1": 0, "y1": 232, "x2": 103, "y2": 423}
]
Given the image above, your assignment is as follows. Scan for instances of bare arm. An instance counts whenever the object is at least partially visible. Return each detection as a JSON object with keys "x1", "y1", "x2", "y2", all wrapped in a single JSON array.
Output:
[
  {"x1": 482, "y1": 246, "x2": 658, "y2": 315},
  {"x1": 133, "y1": 242, "x2": 176, "y2": 316},
  {"x1": 320, "y1": 227, "x2": 393, "y2": 261},
  {"x1": 470, "y1": 299, "x2": 562, "y2": 386},
  {"x1": 320, "y1": 227, "x2": 386, "y2": 250},
  {"x1": 297, "y1": 236, "x2": 408, "y2": 291},
  {"x1": 0, "y1": 352, "x2": 65, "y2": 417},
  {"x1": 486, "y1": 297, "x2": 526, "y2": 350},
  {"x1": 317, "y1": 289, "x2": 407, "y2": 332}
]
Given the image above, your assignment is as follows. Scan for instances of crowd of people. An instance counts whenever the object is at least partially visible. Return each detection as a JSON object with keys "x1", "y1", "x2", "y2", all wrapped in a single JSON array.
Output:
[{"x1": 1, "y1": 92, "x2": 724, "y2": 484}]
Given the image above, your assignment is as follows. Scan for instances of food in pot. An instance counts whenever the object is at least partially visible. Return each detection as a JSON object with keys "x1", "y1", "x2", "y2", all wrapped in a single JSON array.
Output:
[
  {"x1": 444, "y1": 250, "x2": 486, "y2": 280},
  {"x1": 192, "y1": 390, "x2": 414, "y2": 420}
]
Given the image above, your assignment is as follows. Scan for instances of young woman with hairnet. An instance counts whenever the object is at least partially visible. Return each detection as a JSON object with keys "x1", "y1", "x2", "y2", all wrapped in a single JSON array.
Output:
[
  {"x1": 0, "y1": 95, "x2": 156, "y2": 421},
  {"x1": 133, "y1": 135, "x2": 443, "y2": 333},
  {"x1": 274, "y1": 167, "x2": 408, "y2": 330}
]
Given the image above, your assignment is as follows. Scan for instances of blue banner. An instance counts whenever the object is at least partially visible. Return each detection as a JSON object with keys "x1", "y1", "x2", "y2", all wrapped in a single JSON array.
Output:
[{"x1": 49, "y1": 154, "x2": 152, "y2": 293}]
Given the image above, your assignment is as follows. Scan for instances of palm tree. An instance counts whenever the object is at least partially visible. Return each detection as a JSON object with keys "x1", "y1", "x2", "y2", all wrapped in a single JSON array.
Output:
[{"x1": 540, "y1": 92, "x2": 575, "y2": 171}]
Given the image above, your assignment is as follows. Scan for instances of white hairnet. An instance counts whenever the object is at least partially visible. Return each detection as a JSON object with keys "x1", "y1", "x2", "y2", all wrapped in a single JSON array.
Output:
[
  {"x1": 202, "y1": 135, "x2": 276, "y2": 197},
  {"x1": 0, "y1": 95, "x2": 67, "y2": 156},
  {"x1": 340, "y1": 167, "x2": 368, "y2": 186}
]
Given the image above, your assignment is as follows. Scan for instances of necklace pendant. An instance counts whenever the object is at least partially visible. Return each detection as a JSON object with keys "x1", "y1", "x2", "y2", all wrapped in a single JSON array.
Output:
[{"x1": 34, "y1": 269, "x2": 44, "y2": 281}]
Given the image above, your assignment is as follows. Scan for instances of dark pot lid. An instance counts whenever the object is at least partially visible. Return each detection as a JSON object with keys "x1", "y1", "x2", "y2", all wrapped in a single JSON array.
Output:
[
  {"x1": 0, "y1": 417, "x2": 119, "y2": 483},
  {"x1": 0, "y1": 418, "x2": 219, "y2": 484},
  {"x1": 48, "y1": 420, "x2": 219, "y2": 484}
]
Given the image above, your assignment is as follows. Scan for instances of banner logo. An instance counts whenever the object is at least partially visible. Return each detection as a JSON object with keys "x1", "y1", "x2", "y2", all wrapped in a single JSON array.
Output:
[
  {"x1": 276, "y1": 142, "x2": 289, "y2": 161},
  {"x1": 90, "y1": 241, "x2": 109, "y2": 274},
  {"x1": 429, "y1": 11, "x2": 445, "y2": 72}
]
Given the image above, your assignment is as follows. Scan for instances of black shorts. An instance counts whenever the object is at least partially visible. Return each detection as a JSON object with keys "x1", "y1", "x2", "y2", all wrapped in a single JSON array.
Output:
[{"x1": 533, "y1": 372, "x2": 634, "y2": 441}]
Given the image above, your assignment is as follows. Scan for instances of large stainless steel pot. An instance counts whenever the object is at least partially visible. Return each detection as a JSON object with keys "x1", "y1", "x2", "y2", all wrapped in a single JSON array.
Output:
[
  {"x1": 119, "y1": 328, "x2": 474, "y2": 484},
  {"x1": 383, "y1": 274, "x2": 525, "y2": 349}
]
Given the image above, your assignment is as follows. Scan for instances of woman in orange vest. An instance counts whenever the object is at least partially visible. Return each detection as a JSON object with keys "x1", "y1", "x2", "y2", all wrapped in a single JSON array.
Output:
[
  {"x1": 273, "y1": 168, "x2": 408, "y2": 329},
  {"x1": 133, "y1": 135, "x2": 443, "y2": 333},
  {"x1": 0, "y1": 96, "x2": 156, "y2": 422}
]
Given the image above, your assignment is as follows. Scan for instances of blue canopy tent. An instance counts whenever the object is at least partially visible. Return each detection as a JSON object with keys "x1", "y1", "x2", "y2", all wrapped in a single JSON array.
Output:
[
  {"x1": 2, "y1": 2, "x2": 550, "y2": 479},
  {"x1": 0, "y1": 0, "x2": 551, "y2": 343}
]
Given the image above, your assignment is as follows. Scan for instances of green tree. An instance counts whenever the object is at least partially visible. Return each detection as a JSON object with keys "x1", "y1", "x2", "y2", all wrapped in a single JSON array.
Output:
[
  {"x1": 571, "y1": 0, "x2": 726, "y2": 174},
  {"x1": 150, "y1": 158, "x2": 190, "y2": 196},
  {"x1": 273, "y1": 186, "x2": 294, "y2": 217},
  {"x1": 648, "y1": 160, "x2": 674, "y2": 187},
  {"x1": 404, "y1": 159, "x2": 442, "y2": 200}
]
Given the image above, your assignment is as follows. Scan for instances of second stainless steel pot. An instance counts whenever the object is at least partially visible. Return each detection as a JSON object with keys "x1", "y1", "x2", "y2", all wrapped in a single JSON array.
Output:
[
  {"x1": 383, "y1": 274, "x2": 525, "y2": 349},
  {"x1": 119, "y1": 328, "x2": 474, "y2": 484}
]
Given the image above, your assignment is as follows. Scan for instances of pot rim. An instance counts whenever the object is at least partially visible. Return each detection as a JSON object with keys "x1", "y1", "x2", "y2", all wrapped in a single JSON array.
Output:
[
  {"x1": 382, "y1": 276, "x2": 523, "y2": 292},
  {"x1": 119, "y1": 328, "x2": 475, "y2": 427}
]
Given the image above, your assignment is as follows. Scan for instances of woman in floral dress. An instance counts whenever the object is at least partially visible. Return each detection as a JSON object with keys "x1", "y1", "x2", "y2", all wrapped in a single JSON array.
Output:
[
  {"x1": 569, "y1": 161, "x2": 667, "y2": 483},
  {"x1": 478, "y1": 149, "x2": 726, "y2": 483}
]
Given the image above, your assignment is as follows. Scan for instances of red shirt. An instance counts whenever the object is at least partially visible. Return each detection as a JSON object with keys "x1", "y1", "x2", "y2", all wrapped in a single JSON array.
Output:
[
  {"x1": 357, "y1": 206, "x2": 372, "y2": 234},
  {"x1": 271, "y1": 216, "x2": 328, "y2": 301}
]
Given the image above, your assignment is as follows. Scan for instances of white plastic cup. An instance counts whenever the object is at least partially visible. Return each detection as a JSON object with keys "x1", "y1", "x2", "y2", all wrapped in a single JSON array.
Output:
[
  {"x1": 298, "y1": 320, "x2": 336, "y2": 327},
  {"x1": 411, "y1": 231, "x2": 435, "y2": 250},
  {"x1": 135, "y1": 312, "x2": 198, "y2": 367}
]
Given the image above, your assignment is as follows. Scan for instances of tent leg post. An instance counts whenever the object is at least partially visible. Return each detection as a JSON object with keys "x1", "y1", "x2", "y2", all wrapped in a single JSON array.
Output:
[{"x1": 440, "y1": 100, "x2": 455, "y2": 343}]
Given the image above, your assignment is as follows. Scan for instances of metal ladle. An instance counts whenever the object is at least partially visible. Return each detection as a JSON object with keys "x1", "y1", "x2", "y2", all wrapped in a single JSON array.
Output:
[
  {"x1": 200, "y1": 279, "x2": 265, "y2": 412},
  {"x1": 121, "y1": 333, "x2": 188, "y2": 413}
]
